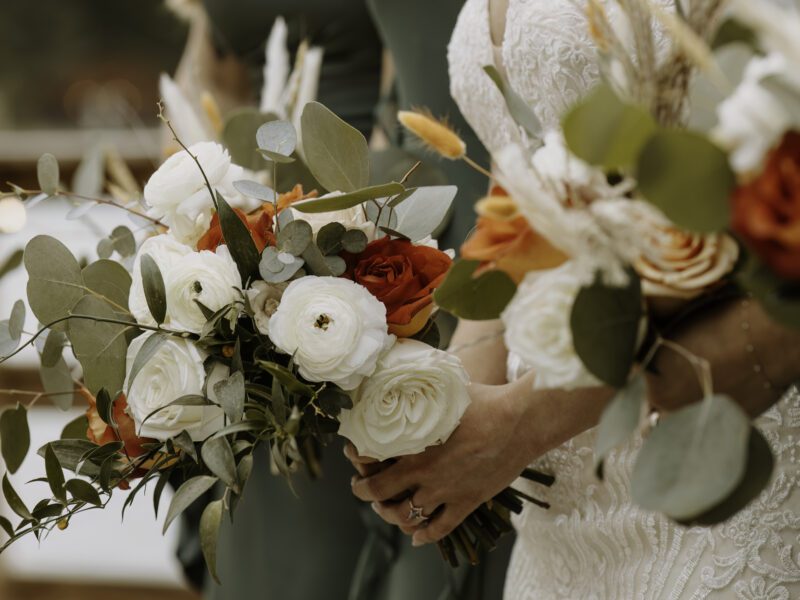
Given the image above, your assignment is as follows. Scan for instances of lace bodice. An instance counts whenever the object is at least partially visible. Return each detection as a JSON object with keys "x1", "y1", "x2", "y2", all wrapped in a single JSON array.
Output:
[{"x1": 448, "y1": 1, "x2": 800, "y2": 598}]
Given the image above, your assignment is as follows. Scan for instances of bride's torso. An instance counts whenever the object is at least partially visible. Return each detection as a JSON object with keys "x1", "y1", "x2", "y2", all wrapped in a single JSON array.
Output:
[{"x1": 448, "y1": 1, "x2": 800, "y2": 598}]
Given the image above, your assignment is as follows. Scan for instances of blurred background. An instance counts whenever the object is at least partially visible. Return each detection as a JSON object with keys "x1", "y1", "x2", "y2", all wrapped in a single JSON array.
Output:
[{"x1": 0, "y1": 1, "x2": 199, "y2": 598}]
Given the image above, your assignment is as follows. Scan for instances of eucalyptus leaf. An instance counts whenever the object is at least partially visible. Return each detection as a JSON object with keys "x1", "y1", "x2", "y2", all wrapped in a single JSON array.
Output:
[
  {"x1": 233, "y1": 180, "x2": 275, "y2": 203},
  {"x1": 258, "y1": 361, "x2": 315, "y2": 396},
  {"x1": 200, "y1": 499, "x2": 224, "y2": 584},
  {"x1": 594, "y1": 375, "x2": 646, "y2": 477},
  {"x1": 97, "y1": 238, "x2": 114, "y2": 260},
  {"x1": 163, "y1": 475, "x2": 218, "y2": 533},
  {"x1": 127, "y1": 333, "x2": 168, "y2": 393},
  {"x1": 0, "y1": 321, "x2": 18, "y2": 358},
  {"x1": 292, "y1": 183, "x2": 404, "y2": 213},
  {"x1": 67, "y1": 201, "x2": 99, "y2": 221},
  {"x1": 325, "y1": 255, "x2": 347, "y2": 276},
  {"x1": 277, "y1": 219, "x2": 313, "y2": 256},
  {"x1": 0, "y1": 404, "x2": 29, "y2": 474},
  {"x1": 140, "y1": 254, "x2": 167, "y2": 325},
  {"x1": 24, "y1": 235, "x2": 85, "y2": 332},
  {"x1": 258, "y1": 149, "x2": 296, "y2": 164},
  {"x1": 300, "y1": 242, "x2": 333, "y2": 276},
  {"x1": 40, "y1": 356, "x2": 75, "y2": 410},
  {"x1": 201, "y1": 437, "x2": 239, "y2": 492},
  {"x1": 41, "y1": 330, "x2": 66, "y2": 368},
  {"x1": 37, "y1": 153, "x2": 60, "y2": 195},
  {"x1": 570, "y1": 272, "x2": 642, "y2": 388},
  {"x1": 2, "y1": 475, "x2": 32, "y2": 520},
  {"x1": 8, "y1": 300, "x2": 24, "y2": 341},
  {"x1": 216, "y1": 191, "x2": 260, "y2": 282},
  {"x1": 301, "y1": 102, "x2": 370, "y2": 192},
  {"x1": 172, "y1": 430, "x2": 198, "y2": 462},
  {"x1": 60, "y1": 415, "x2": 89, "y2": 440},
  {"x1": 631, "y1": 395, "x2": 751, "y2": 520},
  {"x1": 44, "y1": 444, "x2": 67, "y2": 504},
  {"x1": 64, "y1": 478, "x2": 102, "y2": 507},
  {"x1": 316, "y1": 222, "x2": 346, "y2": 255},
  {"x1": 393, "y1": 186, "x2": 457, "y2": 242},
  {"x1": 680, "y1": 427, "x2": 774, "y2": 526},
  {"x1": 562, "y1": 84, "x2": 657, "y2": 170},
  {"x1": 214, "y1": 371, "x2": 246, "y2": 423},
  {"x1": 0, "y1": 250, "x2": 23, "y2": 279},
  {"x1": 341, "y1": 229, "x2": 368, "y2": 254},
  {"x1": 483, "y1": 65, "x2": 542, "y2": 139},
  {"x1": 67, "y1": 296, "x2": 128, "y2": 397},
  {"x1": 110, "y1": 226, "x2": 136, "y2": 257},
  {"x1": 637, "y1": 130, "x2": 734, "y2": 233},
  {"x1": 433, "y1": 260, "x2": 516, "y2": 320},
  {"x1": 258, "y1": 247, "x2": 304, "y2": 283},
  {"x1": 222, "y1": 108, "x2": 274, "y2": 170},
  {"x1": 82, "y1": 259, "x2": 132, "y2": 315},
  {"x1": 256, "y1": 120, "x2": 297, "y2": 157}
]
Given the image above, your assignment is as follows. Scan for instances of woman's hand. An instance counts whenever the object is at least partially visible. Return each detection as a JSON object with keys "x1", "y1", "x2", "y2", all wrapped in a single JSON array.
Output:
[{"x1": 346, "y1": 381, "x2": 539, "y2": 546}]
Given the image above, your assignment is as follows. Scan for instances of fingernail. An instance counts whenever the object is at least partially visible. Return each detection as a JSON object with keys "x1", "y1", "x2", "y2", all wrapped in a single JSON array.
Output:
[
  {"x1": 371, "y1": 502, "x2": 379, "y2": 514},
  {"x1": 412, "y1": 537, "x2": 422, "y2": 547},
  {"x1": 351, "y1": 475, "x2": 357, "y2": 487}
]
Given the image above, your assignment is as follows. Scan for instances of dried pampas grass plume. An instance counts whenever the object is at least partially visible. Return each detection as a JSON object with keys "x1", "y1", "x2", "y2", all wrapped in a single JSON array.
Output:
[
  {"x1": 398, "y1": 110, "x2": 466, "y2": 160},
  {"x1": 200, "y1": 91, "x2": 223, "y2": 135}
]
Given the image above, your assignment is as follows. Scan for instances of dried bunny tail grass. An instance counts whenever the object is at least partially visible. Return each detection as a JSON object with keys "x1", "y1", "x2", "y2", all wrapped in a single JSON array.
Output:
[
  {"x1": 398, "y1": 110, "x2": 466, "y2": 160},
  {"x1": 475, "y1": 195, "x2": 520, "y2": 221},
  {"x1": 201, "y1": 91, "x2": 223, "y2": 135}
]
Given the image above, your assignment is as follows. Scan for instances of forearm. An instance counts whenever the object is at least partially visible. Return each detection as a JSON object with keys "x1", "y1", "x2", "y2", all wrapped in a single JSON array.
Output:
[
  {"x1": 448, "y1": 319, "x2": 508, "y2": 385},
  {"x1": 648, "y1": 298, "x2": 800, "y2": 417}
]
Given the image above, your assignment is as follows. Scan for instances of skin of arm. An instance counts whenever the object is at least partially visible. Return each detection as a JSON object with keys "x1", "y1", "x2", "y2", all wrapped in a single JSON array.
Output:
[{"x1": 347, "y1": 297, "x2": 800, "y2": 545}]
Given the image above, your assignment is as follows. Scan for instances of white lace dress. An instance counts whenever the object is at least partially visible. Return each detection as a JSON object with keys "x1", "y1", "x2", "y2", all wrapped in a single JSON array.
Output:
[{"x1": 448, "y1": 1, "x2": 800, "y2": 598}]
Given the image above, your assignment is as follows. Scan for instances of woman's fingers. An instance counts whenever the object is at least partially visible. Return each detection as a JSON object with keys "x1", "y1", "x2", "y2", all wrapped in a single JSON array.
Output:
[
  {"x1": 370, "y1": 491, "x2": 442, "y2": 532},
  {"x1": 343, "y1": 443, "x2": 385, "y2": 477},
  {"x1": 351, "y1": 462, "x2": 418, "y2": 502},
  {"x1": 411, "y1": 504, "x2": 469, "y2": 546}
]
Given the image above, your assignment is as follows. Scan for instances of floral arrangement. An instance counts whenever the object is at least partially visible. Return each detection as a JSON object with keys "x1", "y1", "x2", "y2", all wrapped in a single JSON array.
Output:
[
  {"x1": 402, "y1": 0, "x2": 800, "y2": 526},
  {"x1": 0, "y1": 99, "x2": 550, "y2": 577}
]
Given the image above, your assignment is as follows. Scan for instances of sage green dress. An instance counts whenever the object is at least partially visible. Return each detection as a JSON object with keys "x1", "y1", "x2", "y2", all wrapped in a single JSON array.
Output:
[{"x1": 180, "y1": 2, "x2": 508, "y2": 599}]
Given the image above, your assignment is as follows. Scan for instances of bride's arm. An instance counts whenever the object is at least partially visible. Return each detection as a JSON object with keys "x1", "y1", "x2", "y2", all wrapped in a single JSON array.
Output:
[
  {"x1": 348, "y1": 298, "x2": 800, "y2": 544},
  {"x1": 447, "y1": 319, "x2": 509, "y2": 385}
]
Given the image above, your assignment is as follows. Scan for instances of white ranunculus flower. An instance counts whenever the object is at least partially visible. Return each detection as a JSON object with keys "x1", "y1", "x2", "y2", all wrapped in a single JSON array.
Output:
[
  {"x1": 268, "y1": 276, "x2": 394, "y2": 390},
  {"x1": 144, "y1": 141, "x2": 244, "y2": 246},
  {"x1": 245, "y1": 280, "x2": 287, "y2": 335},
  {"x1": 129, "y1": 234, "x2": 192, "y2": 326},
  {"x1": 338, "y1": 339, "x2": 471, "y2": 460},
  {"x1": 289, "y1": 192, "x2": 376, "y2": 240},
  {"x1": 532, "y1": 132, "x2": 615, "y2": 201},
  {"x1": 713, "y1": 53, "x2": 800, "y2": 174},
  {"x1": 502, "y1": 262, "x2": 600, "y2": 390},
  {"x1": 165, "y1": 246, "x2": 242, "y2": 334},
  {"x1": 125, "y1": 333, "x2": 226, "y2": 441}
]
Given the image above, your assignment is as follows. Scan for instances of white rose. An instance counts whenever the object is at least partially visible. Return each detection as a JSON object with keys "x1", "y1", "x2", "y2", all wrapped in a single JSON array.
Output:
[
  {"x1": 246, "y1": 280, "x2": 287, "y2": 335},
  {"x1": 268, "y1": 276, "x2": 394, "y2": 390},
  {"x1": 502, "y1": 262, "x2": 600, "y2": 390},
  {"x1": 165, "y1": 246, "x2": 242, "y2": 334},
  {"x1": 713, "y1": 53, "x2": 800, "y2": 174},
  {"x1": 125, "y1": 333, "x2": 226, "y2": 441},
  {"x1": 144, "y1": 141, "x2": 244, "y2": 246},
  {"x1": 129, "y1": 234, "x2": 192, "y2": 326},
  {"x1": 289, "y1": 192, "x2": 376, "y2": 240},
  {"x1": 338, "y1": 339, "x2": 471, "y2": 460}
]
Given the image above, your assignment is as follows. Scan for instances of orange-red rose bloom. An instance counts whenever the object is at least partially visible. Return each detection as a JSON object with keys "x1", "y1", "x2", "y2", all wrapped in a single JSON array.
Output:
[
  {"x1": 197, "y1": 207, "x2": 276, "y2": 252},
  {"x1": 732, "y1": 131, "x2": 800, "y2": 280},
  {"x1": 84, "y1": 390, "x2": 151, "y2": 459},
  {"x1": 348, "y1": 237, "x2": 452, "y2": 337}
]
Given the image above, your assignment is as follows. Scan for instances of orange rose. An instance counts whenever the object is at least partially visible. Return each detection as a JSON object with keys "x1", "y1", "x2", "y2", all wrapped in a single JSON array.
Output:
[
  {"x1": 732, "y1": 131, "x2": 800, "y2": 280},
  {"x1": 348, "y1": 237, "x2": 452, "y2": 337},
  {"x1": 461, "y1": 194, "x2": 568, "y2": 283},
  {"x1": 83, "y1": 388, "x2": 152, "y2": 459},
  {"x1": 197, "y1": 184, "x2": 319, "y2": 252}
]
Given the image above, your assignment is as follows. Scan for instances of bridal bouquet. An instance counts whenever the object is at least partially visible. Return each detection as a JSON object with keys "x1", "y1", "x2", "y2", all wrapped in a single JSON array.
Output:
[
  {"x1": 404, "y1": 0, "x2": 800, "y2": 527},
  {"x1": 0, "y1": 96, "x2": 545, "y2": 577}
]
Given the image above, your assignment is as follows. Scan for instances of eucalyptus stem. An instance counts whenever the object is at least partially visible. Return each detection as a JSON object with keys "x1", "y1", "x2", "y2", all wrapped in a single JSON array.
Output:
[
  {"x1": 0, "y1": 314, "x2": 192, "y2": 365},
  {"x1": 462, "y1": 155, "x2": 495, "y2": 180}
]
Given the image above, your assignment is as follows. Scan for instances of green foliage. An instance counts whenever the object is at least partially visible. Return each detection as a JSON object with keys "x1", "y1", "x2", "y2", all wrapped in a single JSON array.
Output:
[
  {"x1": 201, "y1": 437, "x2": 239, "y2": 492},
  {"x1": 216, "y1": 191, "x2": 260, "y2": 282},
  {"x1": 570, "y1": 272, "x2": 642, "y2": 388},
  {"x1": 140, "y1": 254, "x2": 167, "y2": 325},
  {"x1": 24, "y1": 235, "x2": 85, "y2": 332},
  {"x1": 712, "y1": 19, "x2": 758, "y2": 50},
  {"x1": 341, "y1": 229, "x2": 368, "y2": 254},
  {"x1": 222, "y1": 108, "x2": 275, "y2": 171},
  {"x1": 317, "y1": 387, "x2": 353, "y2": 418},
  {"x1": 37, "y1": 153, "x2": 59, "y2": 195},
  {"x1": 0, "y1": 404, "x2": 29, "y2": 474},
  {"x1": 594, "y1": 375, "x2": 646, "y2": 477},
  {"x1": 214, "y1": 371, "x2": 245, "y2": 423},
  {"x1": 110, "y1": 226, "x2": 136, "y2": 257},
  {"x1": 637, "y1": 130, "x2": 734, "y2": 233},
  {"x1": 39, "y1": 355, "x2": 75, "y2": 410},
  {"x1": 233, "y1": 180, "x2": 275, "y2": 203},
  {"x1": 163, "y1": 475, "x2": 218, "y2": 533},
  {"x1": 292, "y1": 183, "x2": 404, "y2": 213},
  {"x1": 434, "y1": 260, "x2": 517, "y2": 320},
  {"x1": 258, "y1": 361, "x2": 315, "y2": 397},
  {"x1": 300, "y1": 241, "x2": 334, "y2": 276},
  {"x1": 277, "y1": 219, "x2": 313, "y2": 256},
  {"x1": 483, "y1": 65, "x2": 542, "y2": 139},
  {"x1": 631, "y1": 395, "x2": 751, "y2": 520},
  {"x1": 392, "y1": 186, "x2": 457, "y2": 242},
  {"x1": 259, "y1": 247, "x2": 304, "y2": 283},
  {"x1": 316, "y1": 222, "x2": 346, "y2": 255},
  {"x1": 200, "y1": 499, "x2": 224, "y2": 584},
  {"x1": 67, "y1": 296, "x2": 128, "y2": 397},
  {"x1": 65, "y1": 479, "x2": 102, "y2": 507},
  {"x1": 82, "y1": 260, "x2": 131, "y2": 317},
  {"x1": 44, "y1": 444, "x2": 66, "y2": 504},
  {"x1": 256, "y1": 120, "x2": 297, "y2": 162},
  {"x1": 0, "y1": 250, "x2": 23, "y2": 279},
  {"x1": 60, "y1": 415, "x2": 89, "y2": 440},
  {"x1": 680, "y1": 427, "x2": 774, "y2": 526},
  {"x1": 0, "y1": 300, "x2": 24, "y2": 357},
  {"x1": 563, "y1": 84, "x2": 657, "y2": 170},
  {"x1": 3, "y1": 475, "x2": 32, "y2": 520},
  {"x1": 301, "y1": 102, "x2": 370, "y2": 192}
]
